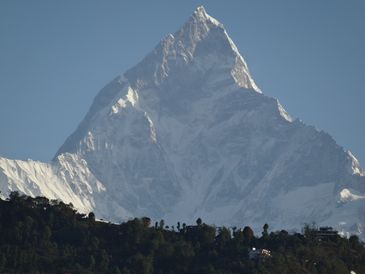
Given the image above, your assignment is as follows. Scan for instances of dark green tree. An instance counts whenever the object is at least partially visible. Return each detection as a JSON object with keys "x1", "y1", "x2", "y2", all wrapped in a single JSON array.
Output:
[
  {"x1": 88, "y1": 212, "x2": 96, "y2": 222},
  {"x1": 262, "y1": 223, "x2": 269, "y2": 238},
  {"x1": 196, "y1": 218, "x2": 202, "y2": 226}
]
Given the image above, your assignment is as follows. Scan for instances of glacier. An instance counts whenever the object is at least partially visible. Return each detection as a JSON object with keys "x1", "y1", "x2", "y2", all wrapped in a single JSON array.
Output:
[{"x1": 1, "y1": 6, "x2": 364, "y2": 237}]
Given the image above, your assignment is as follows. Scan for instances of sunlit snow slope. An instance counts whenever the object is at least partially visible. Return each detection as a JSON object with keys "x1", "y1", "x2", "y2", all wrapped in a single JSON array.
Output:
[{"x1": 1, "y1": 6, "x2": 364, "y2": 237}]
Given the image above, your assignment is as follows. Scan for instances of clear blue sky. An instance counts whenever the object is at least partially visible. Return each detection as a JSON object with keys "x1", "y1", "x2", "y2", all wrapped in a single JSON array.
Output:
[{"x1": 0, "y1": 0, "x2": 364, "y2": 165}]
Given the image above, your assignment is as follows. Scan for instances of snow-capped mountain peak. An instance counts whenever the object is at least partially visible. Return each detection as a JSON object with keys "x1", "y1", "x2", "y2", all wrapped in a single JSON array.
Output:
[
  {"x1": 192, "y1": 6, "x2": 220, "y2": 26},
  {"x1": 124, "y1": 6, "x2": 260, "y2": 92},
  {"x1": 1, "y1": 7, "x2": 364, "y2": 239}
]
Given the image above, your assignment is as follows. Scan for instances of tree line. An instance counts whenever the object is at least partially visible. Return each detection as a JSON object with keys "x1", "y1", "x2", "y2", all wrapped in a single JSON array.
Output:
[{"x1": 0, "y1": 192, "x2": 364, "y2": 273}]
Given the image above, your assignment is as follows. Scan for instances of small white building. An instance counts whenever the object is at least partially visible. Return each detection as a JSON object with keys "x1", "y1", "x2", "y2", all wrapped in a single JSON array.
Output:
[{"x1": 249, "y1": 247, "x2": 271, "y2": 260}]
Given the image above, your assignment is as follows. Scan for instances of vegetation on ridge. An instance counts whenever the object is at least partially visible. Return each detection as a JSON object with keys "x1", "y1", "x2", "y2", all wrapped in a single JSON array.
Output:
[{"x1": 0, "y1": 192, "x2": 364, "y2": 273}]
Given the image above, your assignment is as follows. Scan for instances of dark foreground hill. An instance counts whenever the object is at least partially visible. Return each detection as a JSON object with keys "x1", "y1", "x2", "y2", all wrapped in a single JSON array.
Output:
[{"x1": 0, "y1": 193, "x2": 364, "y2": 274}]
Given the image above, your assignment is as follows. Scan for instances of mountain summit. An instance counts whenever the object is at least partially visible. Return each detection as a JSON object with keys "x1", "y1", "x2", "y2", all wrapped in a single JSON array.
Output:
[{"x1": 1, "y1": 6, "x2": 364, "y2": 237}]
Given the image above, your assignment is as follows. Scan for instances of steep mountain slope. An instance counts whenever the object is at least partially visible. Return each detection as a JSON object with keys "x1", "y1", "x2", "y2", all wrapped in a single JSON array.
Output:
[
  {"x1": 1, "y1": 6, "x2": 364, "y2": 236},
  {"x1": 0, "y1": 153, "x2": 106, "y2": 214}
]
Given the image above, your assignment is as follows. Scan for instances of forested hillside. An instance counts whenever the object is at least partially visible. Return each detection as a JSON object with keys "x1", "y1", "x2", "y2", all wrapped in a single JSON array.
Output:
[{"x1": 0, "y1": 193, "x2": 363, "y2": 273}]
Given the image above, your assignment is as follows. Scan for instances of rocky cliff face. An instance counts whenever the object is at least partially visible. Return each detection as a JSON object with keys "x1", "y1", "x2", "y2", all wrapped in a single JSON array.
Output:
[{"x1": 1, "y1": 6, "x2": 364, "y2": 237}]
